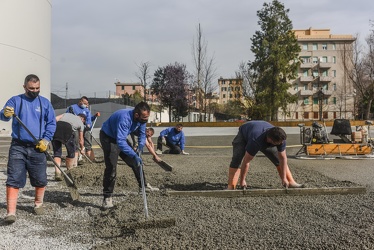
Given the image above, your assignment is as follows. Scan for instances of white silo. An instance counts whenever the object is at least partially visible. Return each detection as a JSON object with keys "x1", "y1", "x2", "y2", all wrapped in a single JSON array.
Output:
[{"x1": 0, "y1": 0, "x2": 52, "y2": 133}]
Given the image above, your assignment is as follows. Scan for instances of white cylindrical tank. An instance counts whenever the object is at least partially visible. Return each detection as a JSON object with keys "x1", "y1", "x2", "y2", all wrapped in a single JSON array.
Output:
[{"x1": 0, "y1": 0, "x2": 52, "y2": 133}]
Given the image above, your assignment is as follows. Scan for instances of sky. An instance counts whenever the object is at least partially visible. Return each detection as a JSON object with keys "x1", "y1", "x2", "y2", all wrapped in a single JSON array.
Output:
[{"x1": 51, "y1": 0, "x2": 374, "y2": 99}]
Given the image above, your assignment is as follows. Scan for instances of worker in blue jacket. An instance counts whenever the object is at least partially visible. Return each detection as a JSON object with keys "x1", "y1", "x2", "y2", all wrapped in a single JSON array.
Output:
[
  {"x1": 99, "y1": 101, "x2": 151, "y2": 209},
  {"x1": 0, "y1": 74, "x2": 56, "y2": 224},
  {"x1": 156, "y1": 123, "x2": 189, "y2": 155}
]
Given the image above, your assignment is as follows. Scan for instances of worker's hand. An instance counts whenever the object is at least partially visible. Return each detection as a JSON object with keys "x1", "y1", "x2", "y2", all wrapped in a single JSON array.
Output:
[
  {"x1": 137, "y1": 144, "x2": 144, "y2": 154},
  {"x1": 35, "y1": 139, "x2": 49, "y2": 152},
  {"x1": 133, "y1": 155, "x2": 143, "y2": 167},
  {"x1": 282, "y1": 179, "x2": 289, "y2": 189},
  {"x1": 182, "y1": 150, "x2": 189, "y2": 155},
  {"x1": 80, "y1": 147, "x2": 86, "y2": 155},
  {"x1": 3, "y1": 106, "x2": 14, "y2": 118},
  {"x1": 240, "y1": 180, "x2": 247, "y2": 189},
  {"x1": 162, "y1": 137, "x2": 167, "y2": 146},
  {"x1": 153, "y1": 155, "x2": 162, "y2": 163},
  {"x1": 95, "y1": 112, "x2": 100, "y2": 117}
]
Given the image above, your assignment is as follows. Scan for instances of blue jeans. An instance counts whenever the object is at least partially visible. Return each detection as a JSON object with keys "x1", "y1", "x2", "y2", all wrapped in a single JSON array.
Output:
[{"x1": 7, "y1": 140, "x2": 48, "y2": 188}]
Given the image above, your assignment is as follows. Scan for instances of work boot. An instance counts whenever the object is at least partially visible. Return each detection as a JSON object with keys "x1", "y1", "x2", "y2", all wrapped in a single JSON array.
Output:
[
  {"x1": 34, "y1": 204, "x2": 44, "y2": 215},
  {"x1": 288, "y1": 183, "x2": 305, "y2": 188},
  {"x1": 139, "y1": 183, "x2": 160, "y2": 194},
  {"x1": 163, "y1": 149, "x2": 170, "y2": 154},
  {"x1": 55, "y1": 172, "x2": 63, "y2": 181},
  {"x1": 156, "y1": 149, "x2": 163, "y2": 155},
  {"x1": 102, "y1": 197, "x2": 113, "y2": 210},
  {"x1": 4, "y1": 214, "x2": 16, "y2": 224}
]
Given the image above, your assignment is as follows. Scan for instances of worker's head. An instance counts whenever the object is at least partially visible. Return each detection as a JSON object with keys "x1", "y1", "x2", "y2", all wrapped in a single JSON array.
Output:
[
  {"x1": 23, "y1": 74, "x2": 40, "y2": 99},
  {"x1": 146, "y1": 127, "x2": 155, "y2": 137},
  {"x1": 77, "y1": 113, "x2": 87, "y2": 124},
  {"x1": 174, "y1": 123, "x2": 183, "y2": 133},
  {"x1": 266, "y1": 127, "x2": 287, "y2": 145},
  {"x1": 78, "y1": 96, "x2": 89, "y2": 109},
  {"x1": 133, "y1": 101, "x2": 150, "y2": 124}
]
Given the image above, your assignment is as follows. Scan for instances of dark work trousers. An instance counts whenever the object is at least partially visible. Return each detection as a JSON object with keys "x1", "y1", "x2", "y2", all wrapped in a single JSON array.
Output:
[
  {"x1": 100, "y1": 130, "x2": 146, "y2": 198},
  {"x1": 157, "y1": 136, "x2": 182, "y2": 154}
]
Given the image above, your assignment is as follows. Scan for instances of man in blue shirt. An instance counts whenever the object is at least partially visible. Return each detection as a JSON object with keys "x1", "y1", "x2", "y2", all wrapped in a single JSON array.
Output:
[
  {"x1": 100, "y1": 101, "x2": 150, "y2": 209},
  {"x1": 67, "y1": 96, "x2": 99, "y2": 162},
  {"x1": 156, "y1": 124, "x2": 189, "y2": 155},
  {"x1": 0, "y1": 74, "x2": 56, "y2": 224},
  {"x1": 228, "y1": 121, "x2": 303, "y2": 190}
]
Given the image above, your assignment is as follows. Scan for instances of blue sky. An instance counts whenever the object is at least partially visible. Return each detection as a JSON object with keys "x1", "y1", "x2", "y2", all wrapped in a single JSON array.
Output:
[{"x1": 51, "y1": 0, "x2": 374, "y2": 98}]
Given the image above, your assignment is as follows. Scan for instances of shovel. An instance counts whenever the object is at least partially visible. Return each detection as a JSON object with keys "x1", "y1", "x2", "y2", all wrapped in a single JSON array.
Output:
[
  {"x1": 89, "y1": 116, "x2": 102, "y2": 149},
  {"x1": 13, "y1": 115, "x2": 80, "y2": 201}
]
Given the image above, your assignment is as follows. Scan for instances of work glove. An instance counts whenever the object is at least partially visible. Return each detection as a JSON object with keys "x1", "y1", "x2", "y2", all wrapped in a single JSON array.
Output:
[
  {"x1": 182, "y1": 150, "x2": 189, "y2": 155},
  {"x1": 3, "y1": 106, "x2": 14, "y2": 118},
  {"x1": 133, "y1": 155, "x2": 143, "y2": 167},
  {"x1": 137, "y1": 144, "x2": 144, "y2": 154},
  {"x1": 95, "y1": 112, "x2": 100, "y2": 117},
  {"x1": 35, "y1": 139, "x2": 49, "y2": 152},
  {"x1": 162, "y1": 137, "x2": 167, "y2": 146}
]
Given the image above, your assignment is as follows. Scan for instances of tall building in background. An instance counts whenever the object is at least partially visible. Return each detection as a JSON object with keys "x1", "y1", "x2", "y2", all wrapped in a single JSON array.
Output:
[
  {"x1": 218, "y1": 77, "x2": 243, "y2": 104},
  {"x1": 283, "y1": 28, "x2": 356, "y2": 121},
  {"x1": 0, "y1": 0, "x2": 52, "y2": 132}
]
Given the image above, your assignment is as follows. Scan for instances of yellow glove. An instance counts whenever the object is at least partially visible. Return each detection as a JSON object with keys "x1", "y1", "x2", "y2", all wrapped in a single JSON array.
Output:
[
  {"x1": 35, "y1": 139, "x2": 49, "y2": 152},
  {"x1": 3, "y1": 106, "x2": 14, "y2": 118}
]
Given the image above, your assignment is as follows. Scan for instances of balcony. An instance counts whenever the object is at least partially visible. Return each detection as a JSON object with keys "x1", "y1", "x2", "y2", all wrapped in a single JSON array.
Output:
[
  {"x1": 300, "y1": 63, "x2": 314, "y2": 69},
  {"x1": 319, "y1": 76, "x2": 332, "y2": 82},
  {"x1": 319, "y1": 62, "x2": 331, "y2": 68},
  {"x1": 299, "y1": 90, "x2": 314, "y2": 96},
  {"x1": 300, "y1": 76, "x2": 314, "y2": 82}
]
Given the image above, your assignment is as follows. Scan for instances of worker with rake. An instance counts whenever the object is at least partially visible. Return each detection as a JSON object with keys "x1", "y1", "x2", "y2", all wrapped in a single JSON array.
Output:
[
  {"x1": 228, "y1": 121, "x2": 304, "y2": 190},
  {"x1": 0, "y1": 74, "x2": 56, "y2": 224},
  {"x1": 100, "y1": 101, "x2": 156, "y2": 209}
]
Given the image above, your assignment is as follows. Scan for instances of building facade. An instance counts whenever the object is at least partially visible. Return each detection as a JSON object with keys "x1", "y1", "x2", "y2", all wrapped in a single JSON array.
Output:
[
  {"x1": 282, "y1": 28, "x2": 356, "y2": 121},
  {"x1": 218, "y1": 77, "x2": 243, "y2": 104}
]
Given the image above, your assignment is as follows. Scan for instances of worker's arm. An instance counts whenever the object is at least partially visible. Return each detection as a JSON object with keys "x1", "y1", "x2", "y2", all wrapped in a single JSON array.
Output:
[
  {"x1": 239, "y1": 151, "x2": 254, "y2": 188},
  {"x1": 278, "y1": 150, "x2": 289, "y2": 187},
  {"x1": 145, "y1": 137, "x2": 162, "y2": 162},
  {"x1": 79, "y1": 131, "x2": 85, "y2": 154}
]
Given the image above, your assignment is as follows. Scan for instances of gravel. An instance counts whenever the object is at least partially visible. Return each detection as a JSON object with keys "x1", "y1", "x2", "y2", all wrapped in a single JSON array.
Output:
[{"x1": 0, "y1": 135, "x2": 374, "y2": 249}]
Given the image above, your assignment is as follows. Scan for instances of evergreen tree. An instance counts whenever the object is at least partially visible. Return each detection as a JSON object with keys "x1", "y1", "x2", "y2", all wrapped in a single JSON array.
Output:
[{"x1": 249, "y1": 0, "x2": 300, "y2": 121}]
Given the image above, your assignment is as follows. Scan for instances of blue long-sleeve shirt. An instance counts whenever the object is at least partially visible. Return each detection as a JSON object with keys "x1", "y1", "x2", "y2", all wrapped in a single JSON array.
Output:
[
  {"x1": 0, "y1": 94, "x2": 56, "y2": 143},
  {"x1": 66, "y1": 104, "x2": 93, "y2": 127},
  {"x1": 101, "y1": 108, "x2": 146, "y2": 158},
  {"x1": 160, "y1": 127, "x2": 186, "y2": 150}
]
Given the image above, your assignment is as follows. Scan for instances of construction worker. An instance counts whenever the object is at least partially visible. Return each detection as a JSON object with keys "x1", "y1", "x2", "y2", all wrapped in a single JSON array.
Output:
[
  {"x1": 130, "y1": 127, "x2": 162, "y2": 163},
  {"x1": 156, "y1": 124, "x2": 189, "y2": 155},
  {"x1": 100, "y1": 101, "x2": 156, "y2": 209},
  {"x1": 66, "y1": 96, "x2": 99, "y2": 162},
  {"x1": 0, "y1": 74, "x2": 56, "y2": 224},
  {"x1": 227, "y1": 121, "x2": 304, "y2": 190},
  {"x1": 52, "y1": 113, "x2": 86, "y2": 181}
]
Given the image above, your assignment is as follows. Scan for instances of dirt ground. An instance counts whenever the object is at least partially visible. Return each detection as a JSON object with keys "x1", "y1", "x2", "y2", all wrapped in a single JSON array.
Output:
[{"x1": 1, "y1": 135, "x2": 374, "y2": 249}]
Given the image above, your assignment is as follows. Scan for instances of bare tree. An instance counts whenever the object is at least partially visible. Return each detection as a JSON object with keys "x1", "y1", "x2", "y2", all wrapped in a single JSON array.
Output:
[
  {"x1": 192, "y1": 23, "x2": 207, "y2": 122},
  {"x1": 202, "y1": 54, "x2": 217, "y2": 121},
  {"x1": 135, "y1": 61, "x2": 151, "y2": 102}
]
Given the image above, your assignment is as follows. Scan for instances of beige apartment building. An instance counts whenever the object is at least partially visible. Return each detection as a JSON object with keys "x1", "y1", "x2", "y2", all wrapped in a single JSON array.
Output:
[
  {"x1": 218, "y1": 77, "x2": 243, "y2": 104},
  {"x1": 282, "y1": 28, "x2": 356, "y2": 121}
]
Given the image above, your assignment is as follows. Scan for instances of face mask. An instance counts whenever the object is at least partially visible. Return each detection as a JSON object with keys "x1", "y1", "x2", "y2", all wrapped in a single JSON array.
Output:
[
  {"x1": 27, "y1": 90, "x2": 40, "y2": 99},
  {"x1": 138, "y1": 118, "x2": 148, "y2": 124},
  {"x1": 79, "y1": 104, "x2": 87, "y2": 109}
]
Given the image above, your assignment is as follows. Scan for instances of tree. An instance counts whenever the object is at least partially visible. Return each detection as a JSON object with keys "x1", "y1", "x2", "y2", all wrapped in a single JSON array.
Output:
[
  {"x1": 151, "y1": 62, "x2": 189, "y2": 122},
  {"x1": 236, "y1": 61, "x2": 257, "y2": 118},
  {"x1": 249, "y1": 0, "x2": 300, "y2": 121},
  {"x1": 201, "y1": 55, "x2": 218, "y2": 121},
  {"x1": 135, "y1": 61, "x2": 151, "y2": 102},
  {"x1": 192, "y1": 23, "x2": 216, "y2": 121}
]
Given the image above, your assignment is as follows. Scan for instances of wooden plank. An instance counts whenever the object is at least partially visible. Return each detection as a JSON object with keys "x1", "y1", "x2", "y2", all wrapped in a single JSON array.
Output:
[
  {"x1": 307, "y1": 144, "x2": 372, "y2": 155},
  {"x1": 167, "y1": 187, "x2": 366, "y2": 197},
  {"x1": 157, "y1": 160, "x2": 173, "y2": 171}
]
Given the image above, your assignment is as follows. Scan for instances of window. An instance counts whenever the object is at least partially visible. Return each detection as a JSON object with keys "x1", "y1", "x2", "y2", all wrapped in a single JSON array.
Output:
[
  {"x1": 222, "y1": 80, "x2": 225, "y2": 85},
  {"x1": 333, "y1": 97, "x2": 337, "y2": 104},
  {"x1": 296, "y1": 112, "x2": 299, "y2": 119},
  {"x1": 235, "y1": 87, "x2": 241, "y2": 91},
  {"x1": 313, "y1": 70, "x2": 319, "y2": 77},
  {"x1": 333, "y1": 83, "x2": 337, "y2": 91},
  {"x1": 301, "y1": 56, "x2": 310, "y2": 63},
  {"x1": 322, "y1": 44, "x2": 327, "y2": 50},
  {"x1": 304, "y1": 112, "x2": 309, "y2": 119},
  {"x1": 323, "y1": 83, "x2": 328, "y2": 90},
  {"x1": 333, "y1": 112, "x2": 337, "y2": 119},
  {"x1": 303, "y1": 69, "x2": 308, "y2": 76},
  {"x1": 229, "y1": 94, "x2": 233, "y2": 98},
  {"x1": 322, "y1": 70, "x2": 328, "y2": 77},
  {"x1": 323, "y1": 98, "x2": 328, "y2": 105},
  {"x1": 228, "y1": 87, "x2": 231, "y2": 91},
  {"x1": 223, "y1": 94, "x2": 226, "y2": 98},
  {"x1": 121, "y1": 86, "x2": 124, "y2": 90},
  {"x1": 313, "y1": 98, "x2": 318, "y2": 104},
  {"x1": 323, "y1": 112, "x2": 328, "y2": 119},
  {"x1": 332, "y1": 44, "x2": 336, "y2": 50},
  {"x1": 221, "y1": 87, "x2": 225, "y2": 91},
  {"x1": 313, "y1": 43, "x2": 318, "y2": 50},
  {"x1": 304, "y1": 84, "x2": 308, "y2": 90},
  {"x1": 132, "y1": 86, "x2": 135, "y2": 90},
  {"x1": 333, "y1": 56, "x2": 336, "y2": 63},
  {"x1": 302, "y1": 44, "x2": 308, "y2": 50},
  {"x1": 321, "y1": 56, "x2": 327, "y2": 63},
  {"x1": 304, "y1": 97, "x2": 309, "y2": 104},
  {"x1": 313, "y1": 112, "x2": 318, "y2": 119},
  {"x1": 332, "y1": 70, "x2": 337, "y2": 77},
  {"x1": 312, "y1": 83, "x2": 318, "y2": 90},
  {"x1": 312, "y1": 57, "x2": 318, "y2": 63}
]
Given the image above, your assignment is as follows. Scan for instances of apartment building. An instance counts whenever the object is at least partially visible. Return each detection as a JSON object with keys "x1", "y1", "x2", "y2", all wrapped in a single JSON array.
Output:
[
  {"x1": 218, "y1": 77, "x2": 243, "y2": 104},
  {"x1": 283, "y1": 28, "x2": 356, "y2": 121}
]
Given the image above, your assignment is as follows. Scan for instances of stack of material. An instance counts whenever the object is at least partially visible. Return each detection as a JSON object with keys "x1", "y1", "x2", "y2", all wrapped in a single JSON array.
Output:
[{"x1": 351, "y1": 131, "x2": 362, "y2": 143}]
